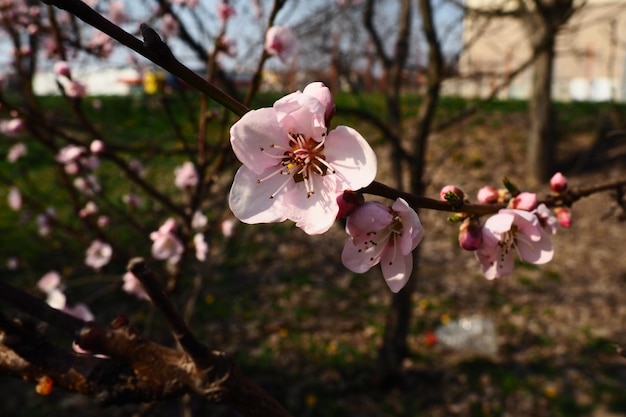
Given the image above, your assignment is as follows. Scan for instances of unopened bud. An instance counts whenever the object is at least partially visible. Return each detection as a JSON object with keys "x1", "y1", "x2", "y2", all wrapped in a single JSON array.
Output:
[
  {"x1": 477, "y1": 186, "x2": 499, "y2": 204},
  {"x1": 336, "y1": 190, "x2": 364, "y2": 219},
  {"x1": 458, "y1": 218, "x2": 482, "y2": 251},
  {"x1": 54, "y1": 61, "x2": 71, "y2": 78},
  {"x1": 511, "y1": 192, "x2": 537, "y2": 211},
  {"x1": 550, "y1": 172, "x2": 567, "y2": 193},
  {"x1": 90, "y1": 139, "x2": 105, "y2": 154},
  {"x1": 439, "y1": 185, "x2": 464, "y2": 203},
  {"x1": 554, "y1": 207, "x2": 572, "y2": 228}
]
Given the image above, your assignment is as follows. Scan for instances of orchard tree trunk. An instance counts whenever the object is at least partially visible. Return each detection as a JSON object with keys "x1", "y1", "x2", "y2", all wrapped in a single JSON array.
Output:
[{"x1": 526, "y1": 31, "x2": 556, "y2": 186}]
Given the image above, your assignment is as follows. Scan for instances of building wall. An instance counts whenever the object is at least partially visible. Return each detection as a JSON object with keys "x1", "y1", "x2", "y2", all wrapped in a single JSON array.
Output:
[{"x1": 453, "y1": 0, "x2": 626, "y2": 101}]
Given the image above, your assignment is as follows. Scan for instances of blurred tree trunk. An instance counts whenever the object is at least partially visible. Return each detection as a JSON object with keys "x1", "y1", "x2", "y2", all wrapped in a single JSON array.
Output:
[
  {"x1": 523, "y1": 0, "x2": 576, "y2": 185},
  {"x1": 376, "y1": 0, "x2": 443, "y2": 385}
]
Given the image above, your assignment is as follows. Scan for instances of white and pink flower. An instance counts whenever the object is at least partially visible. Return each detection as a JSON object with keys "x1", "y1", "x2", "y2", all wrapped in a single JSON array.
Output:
[
  {"x1": 174, "y1": 161, "x2": 199, "y2": 189},
  {"x1": 150, "y1": 218, "x2": 184, "y2": 264},
  {"x1": 341, "y1": 198, "x2": 423, "y2": 293},
  {"x1": 122, "y1": 271, "x2": 149, "y2": 300},
  {"x1": 85, "y1": 239, "x2": 113, "y2": 269},
  {"x1": 264, "y1": 25, "x2": 297, "y2": 63},
  {"x1": 476, "y1": 209, "x2": 553, "y2": 279},
  {"x1": 228, "y1": 82, "x2": 377, "y2": 235}
]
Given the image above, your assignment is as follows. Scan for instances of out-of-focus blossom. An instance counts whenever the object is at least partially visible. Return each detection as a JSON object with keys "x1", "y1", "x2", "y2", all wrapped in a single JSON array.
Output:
[
  {"x1": 160, "y1": 13, "x2": 178, "y2": 39},
  {"x1": 7, "y1": 186, "x2": 22, "y2": 211},
  {"x1": 228, "y1": 82, "x2": 377, "y2": 235},
  {"x1": 90, "y1": 139, "x2": 105, "y2": 154},
  {"x1": 73, "y1": 175, "x2": 101, "y2": 195},
  {"x1": 341, "y1": 198, "x2": 423, "y2": 293},
  {"x1": 65, "y1": 80, "x2": 87, "y2": 98},
  {"x1": 79, "y1": 201, "x2": 98, "y2": 218},
  {"x1": 150, "y1": 218, "x2": 184, "y2": 264},
  {"x1": 217, "y1": 35, "x2": 237, "y2": 56},
  {"x1": 64, "y1": 303, "x2": 94, "y2": 322},
  {"x1": 511, "y1": 192, "x2": 537, "y2": 211},
  {"x1": 107, "y1": 0, "x2": 127, "y2": 25},
  {"x1": 554, "y1": 207, "x2": 572, "y2": 228},
  {"x1": 550, "y1": 172, "x2": 567, "y2": 193},
  {"x1": 476, "y1": 209, "x2": 553, "y2": 279},
  {"x1": 56, "y1": 145, "x2": 86, "y2": 165},
  {"x1": 85, "y1": 239, "x2": 113, "y2": 269},
  {"x1": 46, "y1": 288, "x2": 67, "y2": 310},
  {"x1": 37, "y1": 208, "x2": 56, "y2": 236},
  {"x1": 37, "y1": 270, "x2": 62, "y2": 294},
  {"x1": 122, "y1": 271, "x2": 149, "y2": 300},
  {"x1": 6, "y1": 257, "x2": 19, "y2": 270},
  {"x1": 0, "y1": 118, "x2": 25, "y2": 136},
  {"x1": 193, "y1": 233, "x2": 209, "y2": 262},
  {"x1": 54, "y1": 60, "x2": 71, "y2": 78},
  {"x1": 122, "y1": 193, "x2": 143, "y2": 209},
  {"x1": 174, "y1": 161, "x2": 198, "y2": 189},
  {"x1": 221, "y1": 218, "x2": 236, "y2": 238},
  {"x1": 264, "y1": 25, "x2": 297, "y2": 63},
  {"x1": 192, "y1": 211, "x2": 208, "y2": 230},
  {"x1": 97, "y1": 215, "x2": 110, "y2": 228},
  {"x1": 7, "y1": 142, "x2": 27, "y2": 162},
  {"x1": 477, "y1": 186, "x2": 499, "y2": 204},
  {"x1": 217, "y1": 1, "x2": 236, "y2": 22}
]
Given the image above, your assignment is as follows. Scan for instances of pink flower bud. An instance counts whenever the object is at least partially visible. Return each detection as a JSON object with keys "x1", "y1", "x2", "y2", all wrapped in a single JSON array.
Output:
[
  {"x1": 550, "y1": 172, "x2": 567, "y2": 193},
  {"x1": 54, "y1": 61, "x2": 71, "y2": 78},
  {"x1": 439, "y1": 185, "x2": 464, "y2": 202},
  {"x1": 265, "y1": 25, "x2": 297, "y2": 63},
  {"x1": 336, "y1": 190, "x2": 364, "y2": 219},
  {"x1": 554, "y1": 207, "x2": 572, "y2": 228},
  {"x1": 458, "y1": 218, "x2": 482, "y2": 251},
  {"x1": 477, "y1": 186, "x2": 499, "y2": 204},
  {"x1": 90, "y1": 139, "x2": 105, "y2": 154},
  {"x1": 511, "y1": 192, "x2": 537, "y2": 211}
]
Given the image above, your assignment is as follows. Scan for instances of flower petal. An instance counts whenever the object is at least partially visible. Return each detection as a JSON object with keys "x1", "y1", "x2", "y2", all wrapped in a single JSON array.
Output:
[
  {"x1": 516, "y1": 228, "x2": 553, "y2": 264},
  {"x1": 325, "y1": 126, "x2": 377, "y2": 190},
  {"x1": 381, "y1": 251, "x2": 413, "y2": 293},
  {"x1": 341, "y1": 236, "x2": 387, "y2": 273},
  {"x1": 230, "y1": 108, "x2": 290, "y2": 174},
  {"x1": 228, "y1": 165, "x2": 289, "y2": 224},
  {"x1": 282, "y1": 175, "x2": 338, "y2": 234},
  {"x1": 274, "y1": 92, "x2": 326, "y2": 140},
  {"x1": 345, "y1": 201, "x2": 393, "y2": 242},
  {"x1": 392, "y1": 198, "x2": 423, "y2": 255}
]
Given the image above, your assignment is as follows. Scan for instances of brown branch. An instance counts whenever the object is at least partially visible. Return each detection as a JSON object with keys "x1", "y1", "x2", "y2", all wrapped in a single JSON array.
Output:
[{"x1": 0, "y1": 275, "x2": 293, "y2": 416}]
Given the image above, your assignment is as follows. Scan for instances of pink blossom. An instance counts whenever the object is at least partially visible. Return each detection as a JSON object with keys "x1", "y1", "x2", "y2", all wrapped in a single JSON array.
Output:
[
  {"x1": 550, "y1": 172, "x2": 567, "y2": 193},
  {"x1": 37, "y1": 271, "x2": 62, "y2": 294},
  {"x1": 37, "y1": 208, "x2": 56, "y2": 236},
  {"x1": 65, "y1": 80, "x2": 87, "y2": 98},
  {"x1": 6, "y1": 257, "x2": 19, "y2": 270},
  {"x1": 122, "y1": 193, "x2": 143, "y2": 209},
  {"x1": 107, "y1": 1, "x2": 127, "y2": 25},
  {"x1": 221, "y1": 218, "x2": 236, "y2": 238},
  {"x1": 217, "y1": 1, "x2": 236, "y2": 22},
  {"x1": 46, "y1": 289, "x2": 67, "y2": 310},
  {"x1": 56, "y1": 145, "x2": 86, "y2": 165},
  {"x1": 193, "y1": 233, "x2": 209, "y2": 261},
  {"x1": 0, "y1": 118, "x2": 25, "y2": 136},
  {"x1": 341, "y1": 198, "x2": 423, "y2": 293},
  {"x1": 477, "y1": 186, "x2": 499, "y2": 204},
  {"x1": 7, "y1": 186, "x2": 22, "y2": 211},
  {"x1": 73, "y1": 175, "x2": 101, "y2": 195},
  {"x1": 7, "y1": 142, "x2": 27, "y2": 162},
  {"x1": 90, "y1": 139, "x2": 105, "y2": 154},
  {"x1": 534, "y1": 203, "x2": 557, "y2": 234},
  {"x1": 150, "y1": 218, "x2": 184, "y2": 263},
  {"x1": 217, "y1": 35, "x2": 237, "y2": 56},
  {"x1": 554, "y1": 207, "x2": 572, "y2": 228},
  {"x1": 476, "y1": 209, "x2": 553, "y2": 279},
  {"x1": 54, "y1": 61, "x2": 71, "y2": 77},
  {"x1": 191, "y1": 211, "x2": 208, "y2": 230},
  {"x1": 228, "y1": 83, "x2": 377, "y2": 235},
  {"x1": 265, "y1": 25, "x2": 297, "y2": 63},
  {"x1": 97, "y1": 215, "x2": 110, "y2": 228},
  {"x1": 122, "y1": 272, "x2": 149, "y2": 300},
  {"x1": 511, "y1": 192, "x2": 537, "y2": 211},
  {"x1": 174, "y1": 161, "x2": 199, "y2": 189},
  {"x1": 458, "y1": 218, "x2": 482, "y2": 251},
  {"x1": 85, "y1": 239, "x2": 113, "y2": 269},
  {"x1": 64, "y1": 303, "x2": 94, "y2": 322},
  {"x1": 79, "y1": 201, "x2": 98, "y2": 218}
]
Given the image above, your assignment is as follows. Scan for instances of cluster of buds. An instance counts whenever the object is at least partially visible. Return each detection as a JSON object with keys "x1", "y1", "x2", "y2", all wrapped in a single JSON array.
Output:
[{"x1": 439, "y1": 172, "x2": 572, "y2": 279}]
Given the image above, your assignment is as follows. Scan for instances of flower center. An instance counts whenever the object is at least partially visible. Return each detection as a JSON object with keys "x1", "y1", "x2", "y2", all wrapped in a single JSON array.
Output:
[
  {"x1": 257, "y1": 132, "x2": 336, "y2": 199},
  {"x1": 357, "y1": 213, "x2": 403, "y2": 264}
]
